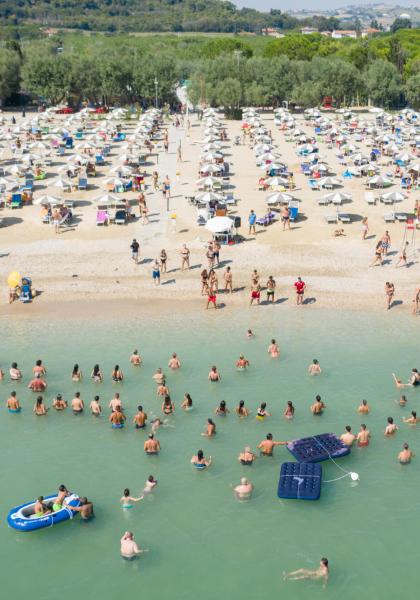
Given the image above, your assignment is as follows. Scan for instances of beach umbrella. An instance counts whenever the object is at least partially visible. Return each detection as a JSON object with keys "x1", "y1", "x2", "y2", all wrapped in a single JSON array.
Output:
[
  {"x1": 109, "y1": 164, "x2": 132, "y2": 176},
  {"x1": 0, "y1": 176, "x2": 18, "y2": 190},
  {"x1": 30, "y1": 141, "x2": 49, "y2": 153},
  {"x1": 265, "y1": 176, "x2": 289, "y2": 187},
  {"x1": 319, "y1": 177, "x2": 340, "y2": 188},
  {"x1": 309, "y1": 163, "x2": 329, "y2": 173},
  {"x1": 300, "y1": 143, "x2": 316, "y2": 153},
  {"x1": 50, "y1": 177, "x2": 72, "y2": 191},
  {"x1": 195, "y1": 191, "x2": 225, "y2": 203},
  {"x1": 266, "y1": 192, "x2": 293, "y2": 205},
  {"x1": 254, "y1": 144, "x2": 273, "y2": 155},
  {"x1": 260, "y1": 162, "x2": 285, "y2": 172},
  {"x1": 200, "y1": 164, "x2": 223, "y2": 174},
  {"x1": 351, "y1": 153, "x2": 369, "y2": 165},
  {"x1": 7, "y1": 271, "x2": 20, "y2": 288},
  {"x1": 395, "y1": 152, "x2": 414, "y2": 163},
  {"x1": 203, "y1": 142, "x2": 222, "y2": 151},
  {"x1": 33, "y1": 194, "x2": 61, "y2": 206},
  {"x1": 380, "y1": 191, "x2": 407, "y2": 203},
  {"x1": 257, "y1": 152, "x2": 279, "y2": 163},
  {"x1": 196, "y1": 176, "x2": 220, "y2": 188},
  {"x1": 367, "y1": 175, "x2": 392, "y2": 188},
  {"x1": 93, "y1": 193, "x2": 120, "y2": 205},
  {"x1": 254, "y1": 134, "x2": 271, "y2": 143},
  {"x1": 322, "y1": 191, "x2": 352, "y2": 204},
  {"x1": 201, "y1": 152, "x2": 224, "y2": 162},
  {"x1": 205, "y1": 216, "x2": 234, "y2": 233},
  {"x1": 408, "y1": 163, "x2": 420, "y2": 174}
]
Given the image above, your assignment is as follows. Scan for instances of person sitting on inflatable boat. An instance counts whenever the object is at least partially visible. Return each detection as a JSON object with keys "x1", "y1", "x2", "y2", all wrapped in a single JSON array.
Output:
[
  {"x1": 34, "y1": 496, "x2": 52, "y2": 517},
  {"x1": 52, "y1": 484, "x2": 70, "y2": 512}
]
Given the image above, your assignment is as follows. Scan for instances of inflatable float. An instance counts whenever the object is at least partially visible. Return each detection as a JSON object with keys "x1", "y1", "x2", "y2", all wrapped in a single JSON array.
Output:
[
  {"x1": 7, "y1": 493, "x2": 80, "y2": 532},
  {"x1": 287, "y1": 433, "x2": 350, "y2": 463},
  {"x1": 278, "y1": 462, "x2": 322, "y2": 500}
]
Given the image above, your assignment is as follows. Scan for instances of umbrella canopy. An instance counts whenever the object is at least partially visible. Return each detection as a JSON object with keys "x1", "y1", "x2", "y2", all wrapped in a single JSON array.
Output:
[
  {"x1": 49, "y1": 177, "x2": 72, "y2": 190},
  {"x1": 319, "y1": 177, "x2": 340, "y2": 188},
  {"x1": 322, "y1": 191, "x2": 352, "y2": 204},
  {"x1": 266, "y1": 192, "x2": 293, "y2": 205},
  {"x1": 260, "y1": 162, "x2": 285, "y2": 172},
  {"x1": 254, "y1": 144, "x2": 273, "y2": 155},
  {"x1": 205, "y1": 216, "x2": 234, "y2": 233},
  {"x1": 395, "y1": 152, "x2": 414, "y2": 163},
  {"x1": 201, "y1": 152, "x2": 224, "y2": 162},
  {"x1": 33, "y1": 194, "x2": 62, "y2": 206},
  {"x1": 265, "y1": 176, "x2": 289, "y2": 187},
  {"x1": 93, "y1": 193, "x2": 121, "y2": 205},
  {"x1": 196, "y1": 176, "x2": 221, "y2": 188},
  {"x1": 0, "y1": 176, "x2": 18, "y2": 190},
  {"x1": 367, "y1": 175, "x2": 392, "y2": 187},
  {"x1": 257, "y1": 152, "x2": 279, "y2": 163},
  {"x1": 408, "y1": 163, "x2": 420, "y2": 173},
  {"x1": 309, "y1": 163, "x2": 329, "y2": 173},
  {"x1": 195, "y1": 191, "x2": 225, "y2": 203},
  {"x1": 380, "y1": 191, "x2": 407, "y2": 202},
  {"x1": 200, "y1": 164, "x2": 223, "y2": 174}
]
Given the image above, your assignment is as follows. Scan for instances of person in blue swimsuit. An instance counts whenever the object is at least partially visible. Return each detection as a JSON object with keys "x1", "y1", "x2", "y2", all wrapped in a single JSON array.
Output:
[{"x1": 7, "y1": 391, "x2": 21, "y2": 413}]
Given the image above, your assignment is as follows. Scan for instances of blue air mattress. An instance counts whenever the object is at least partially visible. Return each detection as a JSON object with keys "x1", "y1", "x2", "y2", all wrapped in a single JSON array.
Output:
[
  {"x1": 278, "y1": 462, "x2": 322, "y2": 500},
  {"x1": 287, "y1": 433, "x2": 350, "y2": 463}
]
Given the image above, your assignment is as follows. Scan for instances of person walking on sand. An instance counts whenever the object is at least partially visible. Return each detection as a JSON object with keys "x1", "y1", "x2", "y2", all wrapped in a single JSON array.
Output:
[
  {"x1": 224, "y1": 266, "x2": 233, "y2": 294},
  {"x1": 362, "y1": 217, "x2": 369, "y2": 240},
  {"x1": 381, "y1": 230, "x2": 391, "y2": 256},
  {"x1": 159, "y1": 249, "x2": 167, "y2": 273},
  {"x1": 294, "y1": 276, "x2": 305, "y2": 305},
  {"x1": 385, "y1": 282, "x2": 395, "y2": 310},
  {"x1": 248, "y1": 209, "x2": 256, "y2": 235},
  {"x1": 395, "y1": 242, "x2": 409, "y2": 268},
  {"x1": 413, "y1": 287, "x2": 420, "y2": 315},
  {"x1": 281, "y1": 205, "x2": 291, "y2": 231},
  {"x1": 130, "y1": 239, "x2": 140, "y2": 264},
  {"x1": 370, "y1": 241, "x2": 383, "y2": 267},
  {"x1": 152, "y1": 260, "x2": 160, "y2": 286},
  {"x1": 180, "y1": 244, "x2": 190, "y2": 271},
  {"x1": 266, "y1": 276, "x2": 276, "y2": 303}
]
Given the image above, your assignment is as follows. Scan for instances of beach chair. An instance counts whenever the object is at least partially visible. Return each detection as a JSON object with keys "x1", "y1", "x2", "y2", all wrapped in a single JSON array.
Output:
[
  {"x1": 318, "y1": 197, "x2": 331, "y2": 206},
  {"x1": 308, "y1": 178, "x2": 319, "y2": 191},
  {"x1": 395, "y1": 213, "x2": 408, "y2": 222},
  {"x1": 365, "y1": 191, "x2": 376, "y2": 205},
  {"x1": 10, "y1": 194, "x2": 22, "y2": 209},
  {"x1": 324, "y1": 213, "x2": 338, "y2": 224},
  {"x1": 289, "y1": 204, "x2": 299, "y2": 222},
  {"x1": 95, "y1": 155, "x2": 105, "y2": 165},
  {"x1": 114, "y1": 209, "x2": 127, "y2": 225},
  {"x1": 225, "y1": 192, "x2": 237, "y2": 206},
  {"x1": 256, "y1": 212, "x2": 275, "y2": 227},
  {"x1": 383, "y1": 213, "x2": 395, "y2": 223},
  {"x1": 382, "y1": 195, "x2": 394, "y2": 205},
  {"x1": 65, "y1": 137, "x2": 73, "y2": 149},
  {"x1": 96, "y1": 210, "x2": 109, "y2": 226},
  {"x1": 78, "y1": 178, "x2": 87, "y2": 191},
  {"x1": 337, "y1": 212, "x2": 351, "y2": 224}
]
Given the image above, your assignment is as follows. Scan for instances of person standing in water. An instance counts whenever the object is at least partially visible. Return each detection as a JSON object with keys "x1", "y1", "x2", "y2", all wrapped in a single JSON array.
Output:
[
  {"x1": 356, "y1": 424, "x2": 371, "y2": 447},
  {"x1": 308, "y1": 359, "x2": 322, "y2": 375},
  {"x1": 283, "y1": 401, "x2": 295, "y2": 419},
  {"x1": 311, "y1": 395, "x2": 325, "y2": 415},
  {"x1": 130, "y1": 350, "x2": 142, "y2": 366},
  {"x1": 120, "y1": 532, "x2": 146, "y2": 560},
  {"x1": 133, "y1": 405, "x2": 147, "y2": 429},
  {"x1": 236, "y1": 355, "x2": 249, "y2": 370},
  {"x1": 7, "y1": 391, "x2": 21, "y2": 413},
  {"x1": 208, "y1": 366, "x2": 221, "y2": 382},
  {"x1": 90, "y1": 396, "x2": 102, "y2": 416},
  {"x1": 398, "y1": 443, "x2": 414, "y2": 464},
  {"x1": 168, "y1": 353, "x2": 181, "y2": 369},
  {"x1": 257, "y1": 433, "x2": 288, "y2": 456},
  {"x1": 121, "y1": 489, "x2": 143, "y2": 509},
  {"x1": 283, "y1": 558, "x2": 329, "y2": 587},
  {"x1": 340, "y1": 425, "x2": 356, "y2": 446},
  {"x1": 233, "y1": 477, "x2": 253, "y2": 500},
  {"x1": 268, "y1": 339, "x2": 280, "y2": 358},
  {"x1": 358, "y1": 399, "x2": 370, "y2": 414}
]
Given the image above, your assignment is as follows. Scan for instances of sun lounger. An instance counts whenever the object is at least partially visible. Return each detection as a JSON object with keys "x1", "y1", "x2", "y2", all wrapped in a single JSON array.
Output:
[
  {"x1": 324, "y1": 214, "x2": 338, "y2": 224},
  {"x1": 256, "y1": 212, "x2": 276, "y2": 226},
  {"x1": 337, "y1": 213, "x2": 351, "y2": 223},
  {"x1": 365, "y1": 192, "x2": 376, "y2": 205},
  {"x1": 383, "y1": 213, "x2": 395, "y2": 223},
  {"x1": 308, "y1": 178, "x2": 319, "y2": 191},
  {"x1": 78, "y1": 178, "x2": 87, "y2": 191},
  {"x1": 96, "y1": 210, "x2": 109, "y2": 226},
  {"x1": 114, "y1": 209, "x2": 127, "y2": 225},
  {"x1": 395, "y1": 213, "x2": 407, "y2": 222},
  {"x1": 318, "y1": 197, "x2": 331, "y2": 205}
]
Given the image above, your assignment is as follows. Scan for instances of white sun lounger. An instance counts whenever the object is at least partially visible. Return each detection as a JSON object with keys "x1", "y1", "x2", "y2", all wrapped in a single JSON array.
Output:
[{"x1": 337, "y1": 213, "x2": 351, "y2": 223}]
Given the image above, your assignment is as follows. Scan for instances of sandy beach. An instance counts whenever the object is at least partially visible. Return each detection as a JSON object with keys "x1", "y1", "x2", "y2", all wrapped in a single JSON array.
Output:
[{"x1": 0, "y1": 108, "x2": 418, "y2": 317}]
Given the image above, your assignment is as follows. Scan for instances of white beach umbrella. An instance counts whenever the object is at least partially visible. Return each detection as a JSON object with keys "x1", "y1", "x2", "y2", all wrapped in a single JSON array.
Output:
[
  {"x1": 380, "y1": 191, "x2": 407, "y2": 202},
  {"x1": 205, "y1": 216, "x2": 234, "y2": 233},
  {"x1": 367, "y1": 175, "x2": 392, "y2": 187},
  {"x1": 254, "y1": 144, "x2": 273, "y2": 155},
  {"x1": 50, "y1": 177, "x2": 72, "y2": 190},
  {"x1": 33, "y1": 194, "x2": 61, "y2": 206},
  {"x1": 309, "y1": 163, "x2": 329, "y2": 173},
  {"x1": 265, "y1": 176, "x2": 289, "y2": 187},
  {"x1": 0, "y1": 176, "x2": 18, "y2": 190},
  {"x1": 323, "y1": 191, "x2": 352, "y2": 204},
  {"x1": 196, "y1": 176, "x2": 220, "y2": 188},
  {"x1": 395, "y1": 152, "x2": 414, "y2": 163},
  {"x1": 319, "y1": 177, "x2": 340, "y2": 188},
  {"x1": 195, "y1": 191, "x2": 225, "y2": 203},
  {"x1": 260, "y1": 162, "x2": 285, "y2": 171},
  {"x1": 93, "y1": 193, "x2": 120, "y2": 205},
  {"x1": 200, "y1": 164, "x2": 223, "y2": 174},
  {"x1": 266, "y1": 192, "x2": 293, "y2": 205},
  {"x1": 408, "y1": 163, "x2": 420, "y2": 173},
  {"x1": 201, "y1": 152, "x2": 224, "y2": 162},
  {"x1": 257, "y1": 152, "x2": 279, "y2": 163}
]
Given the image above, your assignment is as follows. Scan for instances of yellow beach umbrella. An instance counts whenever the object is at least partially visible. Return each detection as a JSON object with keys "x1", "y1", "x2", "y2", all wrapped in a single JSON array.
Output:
[{"x1": 7, "y1": 271, "x2": 20, "y2": 288}]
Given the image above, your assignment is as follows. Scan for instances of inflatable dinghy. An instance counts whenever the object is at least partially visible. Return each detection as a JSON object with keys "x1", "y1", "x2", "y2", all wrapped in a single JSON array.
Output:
[{"x1": 7, "y1": 493, "x2": 80, "y2": 532}]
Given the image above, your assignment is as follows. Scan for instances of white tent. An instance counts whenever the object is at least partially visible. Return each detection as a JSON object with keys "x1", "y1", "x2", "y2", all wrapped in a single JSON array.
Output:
[{"x1": 205, "y1": 216, "x2": 234, "y2": 233}]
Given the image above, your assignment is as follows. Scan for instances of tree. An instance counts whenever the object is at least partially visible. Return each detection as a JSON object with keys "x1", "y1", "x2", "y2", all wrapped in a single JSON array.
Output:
[
  {"x1": 22, "y1": 53, "x2": 73, "y2": 105},
  {"x1": 201, "y1": 38, "x2": 252, "y2": 59},
  {"x1": 391, "y1": 18, "x2": 412, "y2": 33},
  {"x1": 310, "y1": 57, "x2": 362, "y2": 106},
  {"x1": 263, "y1": 34, "x2": 321, "y2": 61},
  {"x1": 405, "y1": 74, "x2": 420, "y2": 110},
  {"x1": 214, "y1": 77, "x2": 242, "y2": 109},
  {"x1": 389, "y1": 38, "x2": 407, "y2": 74},
  {"x1": 366, "y1": 60, "x2": 403, "y2": 108},
  {"x1": 0, "y1": 50, "x2": 21, "y2": 102},
  {"x1": 133, "y1": 53, "x2": 178, "y2": 105}
]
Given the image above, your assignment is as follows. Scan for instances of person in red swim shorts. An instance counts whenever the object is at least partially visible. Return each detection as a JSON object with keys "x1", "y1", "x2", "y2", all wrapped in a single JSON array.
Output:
[{"x1": 294, "y1": 276, "x2": 306, "y2": 305}]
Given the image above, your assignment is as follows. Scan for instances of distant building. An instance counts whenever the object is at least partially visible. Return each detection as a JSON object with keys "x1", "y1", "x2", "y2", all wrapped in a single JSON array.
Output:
[
  {"x1": 41, "y1": 27, "x2": 58, "y2": 37},
  {"x1": 399, "y1": 13, "x2": 411, "y2": 20},
  {"x1": 361, "y1": 28, "x2": 380, "y2": 37},
  {"x1": 262, "y1": 27, "x2": 285, "y2": 38},
  {"x1": 331, "y1": 30, "x2": 357, "y2": 39},
  {"x1": 301, "y1": 27, "x2": 318, "y2": 35}
]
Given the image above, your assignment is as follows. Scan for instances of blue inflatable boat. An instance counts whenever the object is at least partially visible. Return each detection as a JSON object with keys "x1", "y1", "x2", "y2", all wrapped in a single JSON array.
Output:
[{"x1": 7, "y1": 493, "x2": 80, "y2": 532}]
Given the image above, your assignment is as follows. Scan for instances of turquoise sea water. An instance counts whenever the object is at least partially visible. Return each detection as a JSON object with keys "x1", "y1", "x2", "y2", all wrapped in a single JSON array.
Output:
[{"x1": 1, "y1": 307, "x2": 419, "y2": 600}]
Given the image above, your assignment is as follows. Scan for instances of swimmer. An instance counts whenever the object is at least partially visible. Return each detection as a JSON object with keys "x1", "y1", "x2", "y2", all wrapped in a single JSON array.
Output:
[
  {"x1": 257, "y1": 433, "x2": 288, "y2": 456},
  {"x1": 398, "y1": 443, "x2": 415, "y2": 464},
  {"x1": 52, "y1": 484, "x2": 69, "y2": 512},
  {"x1": 208, "y1": 366, "x2": 221, "y2": 382},
  {"x1": 52, "y1": 394, "x2": 67, "y2": 411},
  {"x1": 256, "y1": 402, "x2": 271, "y2": 419},
  {"x1": 357, "y1": 399, "x2": 370, "y2": 414},
  {"x1": 396, "y1": 395, "x2": 408, "y2": 407},
  {"x1": 71, "y1": 392, "x2": 84, "y2": 414},
  {"x1": 238, "y1": 446, "x2": 257, "y2": 466},
  {"x1": 308, "y1": 359, "x2": 322, "y2": 375},
  {"x1": 385, "y1": 416, "x2": 398, "y2": 436},
  {"x1": 356, "y1": 424, "x2": 370, "y2": 447},
  {"x1": 33, "y1": 396, "x2": 48, "y2": 415},
  {"x1": 215, "y1": 400, "x2": 229, "y2": 416},
  {"x1": 70, "y1": 497, "x2": 94, "y2": 520},
  {"x1": 284, "y1": 401, "x2": 295, "y2": 419},
  {"x1": 311, "y1": 395, "x2": 325, "y2": 415},
  {"x1": 121, "y1": 489, "x2": 143, "y2": 509},
  {"x1": 162, "y1": 395, "x2": 175, "y2": 415},
  {"x1": 130, "y1": 350, "x2": 142, "y2": 366},
  {"x1": 111, "y1": 365, "x2": 124, "y2": 382},
  {"x1": 181, "y1": 393, "x2": 193, "y2": 411},
  {"x1": 7, "y1": 391, "x2": 21, "y2": 413},
  {"x1": 202, "y1": 418, "x2": 216, "y2": 437},
  {"x1": 90, "y1": 396, "x2": 101, "y2": 415},
  {"x1": 32, "y1": 359, "x2": 47, "y2": 376},
  {"x1": 109, "y1": 406, "x2": 126, "y2": 427},
  {"x1": 409, "y1": 368, "x2": 420, "y2": 386},
  {"x1": 340, "y1": 425, "x2": 356, "y2": 446},
  {"x1": 133, "y1": 405, "x2": 147, "y2": 428},
  {"x1": 233, "y1": 477, "x2": 253, "y2": 500},
  {"x1": 157, "y1": 383, "x2": 169, "y2": 398},
  {"x1": 268, "y1": 339, "x2": 280, "y2": 358},
  {"x1": 403, "y1": 411, "x2": 420, "y2": 425},
  {"x1": 120, "y1": 532, "x2": 146, "y2": 560},
  {"x1": 392, "y1": 373, "x2": 412, "y2": 388},
  {"x1": 247, "y1": 329, "x2": 255, "y2": 338},
  {"x1": 143, "y1": 475, "x2": 158, "y2": 494},
  {"x1": 235, "y1": 400, "x2": 250, "y2": 417},
  {"x1": 151, "y1": 418, "x2": 164, "y2": 434},
  {"x1": 236, "y1": 355, "x2": 250, "y2": 370},
  {"x1": 0, "y1": 366, "x2": 4, "y2": 380},
  {"x1": 152, "y1": 368, "x2": 165, "y2": 385},
  {"x1": 168, "y1": 353, "x2": 181, "y2": 370},
  {"x1": 144, "y1": 434, "x2": 160, "y2": 454},
  {"x1": 283, "y1": 558, "x2": 329, "y2": 588},
  {"x1": 10, "y1": 362, "x2": 22, "y2": 381},
  {"x1": 91, "y1": 364, "x2": 103, "y2": 383},
  {"x1": 34, "y1": 496, "x2": 52, "y2": 517},
  {"x1": 190, "y1": 449, "x2": 212, "y2": 469},
  {"x1": 71, "y1": 364, "x2": 82, "y2": 382},
  {"x1": 28, "y1": 373, "x2": 47, "y2": 392}
]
